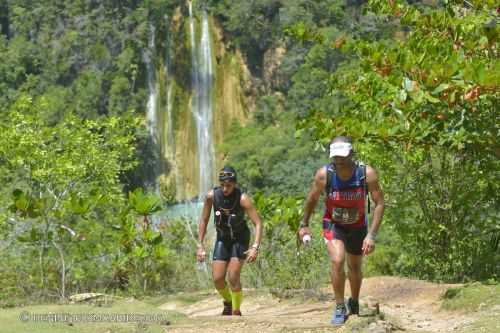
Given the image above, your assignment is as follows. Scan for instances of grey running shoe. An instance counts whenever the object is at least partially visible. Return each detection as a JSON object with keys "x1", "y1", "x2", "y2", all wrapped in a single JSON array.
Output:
[{"x1": 331, "y1": 303, "x2": 347, "y2": 325}]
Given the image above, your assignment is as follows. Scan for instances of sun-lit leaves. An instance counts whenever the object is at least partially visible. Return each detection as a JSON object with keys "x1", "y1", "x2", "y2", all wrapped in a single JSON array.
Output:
[
  {"x1": 284, "y1": 22, "x2": 325, "y2": 45},
  {"x1": 9, "y1": 189, "x2": 42, "y2": 218},
  {"x1": 253, "y1": 192, "x2": 304, "y2": 236},
  {"x1": 0, "y1": 94, "x2": 140, "y2": 297},
  {"x1": 128, "y1": 188, "x2": 162, "y2": 217},
  {"x1": 319, "y1": 1, "x2": 499, "y2": 154}
]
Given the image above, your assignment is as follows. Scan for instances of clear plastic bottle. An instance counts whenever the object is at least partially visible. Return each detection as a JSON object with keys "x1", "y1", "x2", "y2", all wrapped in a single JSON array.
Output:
[
  {"x1": 302, "y1": 234, "x2": 312, "y2": 246},
  {"x1": 196, "y1": 261, "x2": 206, "y2": 272},
  {"x1": 197, "y1": 248, "x2": 206, "y2": 271}
]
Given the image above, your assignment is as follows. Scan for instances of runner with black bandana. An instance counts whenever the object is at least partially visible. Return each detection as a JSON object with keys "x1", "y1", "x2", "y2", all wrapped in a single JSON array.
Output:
[{"x1": 196, "y1": 166, "x2": 263, "y2": 316}]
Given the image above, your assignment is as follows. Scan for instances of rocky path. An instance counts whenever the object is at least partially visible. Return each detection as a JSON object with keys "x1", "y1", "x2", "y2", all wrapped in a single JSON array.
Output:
[{"x1": 158, "y1": 276, "x2": 477, "y2": 333}]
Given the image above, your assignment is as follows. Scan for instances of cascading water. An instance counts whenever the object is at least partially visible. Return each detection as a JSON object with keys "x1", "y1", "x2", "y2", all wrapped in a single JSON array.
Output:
[
  {"x1": 186, "y1": 2, "x2": 216, "y2": 280},
  {"x1": 143, "y1": 22, "x2": 163, "y2": 227},
  {"x1": 189, "y1": 2, "x2": 215, "y2": 198},
  {"x1": 144, "y1": 22, "x2": 160, "y2": 194},
  {"x1": 164, "y1": 4, "x2": 216, "y2": 233},
  {"x1": 163, "y1": 15, "x2": 181, "y2": 194}
]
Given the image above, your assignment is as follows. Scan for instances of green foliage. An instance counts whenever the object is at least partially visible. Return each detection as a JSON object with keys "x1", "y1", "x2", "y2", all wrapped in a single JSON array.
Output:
[
  {"x1": 363, "y1": 228, "x2": 400, "y2": 277},
  {"x1": 286, "y1": 37, "x2": 346, "y2": 119},
  {"x1": 441, "y1": 282, "x2": 500, "y2": 311},
  {"x1": 0, "y1": 1, "x2": 154, "y2": 115},
  {"x1": 0, "y1": 0, "x2": 217, "y2": 303},
  {"x1": 0, "y1": 94, "x2": 141, "y2": 302},
  {"x1": 114, "y1": 212, "x2": 168, "y2": 294},
  {"x1": 0, "y1": 0, "x2": 189, "y2": 191},
  {"x1": 128, "y1": 188, "x2": 162, "y2": 217},
  {"x1": 284, "y1": 22, "x2": 325, "y2": 46},
  {"x1": 219, "y1": 115, "x2": 325, "y2": 196},
  {"x1": 321, "y1": 2, "x2": 499, "y2": 152},
  {"x1": 243, "y1": 193, "x2": 331, "y2": 293},
  {"x1": 254, "y1": 94, "x2": 280, "y2": 124},
  {"x1": 210, "y1": 0, "x2": 281, "y2": 73}
]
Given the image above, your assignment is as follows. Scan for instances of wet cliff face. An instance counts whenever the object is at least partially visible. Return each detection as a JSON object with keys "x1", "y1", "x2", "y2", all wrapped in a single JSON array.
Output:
[
  {"x1": 154, "y1": 6, "x2": 251, "y2": 202},
  {"x1": 211, "y1": 18, "x2": 253, "y2": 171}
]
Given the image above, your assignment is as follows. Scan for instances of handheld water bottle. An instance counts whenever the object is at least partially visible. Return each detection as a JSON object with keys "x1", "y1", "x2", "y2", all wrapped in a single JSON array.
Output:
[
  {"x1": 197, "y1": 260, "x2": 206, "y2": 272},
  {"x1": 302, "y1": 234, "x2": 312, "y2": 246},
  {"x1": 196, "y1": 247, "x2": 206, "y2": 272}
]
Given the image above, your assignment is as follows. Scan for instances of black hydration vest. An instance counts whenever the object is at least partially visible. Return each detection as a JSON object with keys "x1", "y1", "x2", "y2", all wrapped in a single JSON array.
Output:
[{"x1": 212, "y1": 187, "x2": 247, "y2": 239}]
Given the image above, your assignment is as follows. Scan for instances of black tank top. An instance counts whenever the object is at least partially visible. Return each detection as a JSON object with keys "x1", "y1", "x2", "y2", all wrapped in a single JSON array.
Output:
[{"x1": 212, "y1": 187, "x2": 247, "y2": 239}]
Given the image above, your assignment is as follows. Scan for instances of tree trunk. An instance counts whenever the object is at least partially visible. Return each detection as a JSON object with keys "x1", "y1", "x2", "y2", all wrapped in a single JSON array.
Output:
[{"x1": 52, "y1": 240, "x2": 66, "y2": 300}]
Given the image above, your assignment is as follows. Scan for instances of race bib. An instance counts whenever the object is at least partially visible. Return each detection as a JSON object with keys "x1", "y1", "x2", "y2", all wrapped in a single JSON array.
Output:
[{"x1": 332, "y1": 208, "x2": 359, "y2": 225}]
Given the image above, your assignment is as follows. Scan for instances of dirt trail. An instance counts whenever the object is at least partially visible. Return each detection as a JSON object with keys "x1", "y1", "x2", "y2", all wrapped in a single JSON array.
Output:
[
  {"x1": 159, "y1": 276, "x2": 475, "y2": 333},
  {"x1": 361, "y1": 277, "x2": 474, "y2": 332}
]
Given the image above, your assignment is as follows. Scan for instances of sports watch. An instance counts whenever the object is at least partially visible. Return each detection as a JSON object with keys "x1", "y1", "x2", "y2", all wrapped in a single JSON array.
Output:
[{"x1": 250, "y1": 243, "x2": 260, "y2": 251}]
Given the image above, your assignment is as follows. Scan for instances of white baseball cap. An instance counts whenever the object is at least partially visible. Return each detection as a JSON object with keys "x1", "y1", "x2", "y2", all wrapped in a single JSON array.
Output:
[{"x1": 329, "y1": 141, "x2": 353, "y2": 158}]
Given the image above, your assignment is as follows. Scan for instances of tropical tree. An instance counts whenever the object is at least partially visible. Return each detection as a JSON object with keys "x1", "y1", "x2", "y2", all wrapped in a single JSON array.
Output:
[{"x1": 0, "y1": 95, "x2": 138, "y2": 299}]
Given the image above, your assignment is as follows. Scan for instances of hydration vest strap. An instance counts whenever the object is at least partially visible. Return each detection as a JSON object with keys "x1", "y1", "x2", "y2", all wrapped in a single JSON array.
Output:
[
  {"x1": 360, "y1": 163, "x2": 371, "y2": 214},
  {"x1": 212, "y1": 187, "x2": 244, "y2": 239},
  {"x1": 326, "y1": 163, "x2": 336, "y2": 195}
]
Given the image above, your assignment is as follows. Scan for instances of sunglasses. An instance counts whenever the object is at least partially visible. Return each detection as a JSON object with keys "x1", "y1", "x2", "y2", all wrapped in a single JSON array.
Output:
[{"x1": 219, "y1": 171, "x2": 235, "y2": 178}]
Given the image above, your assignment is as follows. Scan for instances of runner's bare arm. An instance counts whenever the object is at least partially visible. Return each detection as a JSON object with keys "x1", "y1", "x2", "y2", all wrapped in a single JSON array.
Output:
[
  {"x1": 366, "y1": 166, "x2": 384, "y2": 236},
  {"x1": 302, "y1": 166, "x2": 327, "y2": 226},
  {"x1": 198, "y1": 190, "x2": 213, "y2": 247},
  {"x1": 241, "y1": 194, "x2": 263, "y2": 246}
]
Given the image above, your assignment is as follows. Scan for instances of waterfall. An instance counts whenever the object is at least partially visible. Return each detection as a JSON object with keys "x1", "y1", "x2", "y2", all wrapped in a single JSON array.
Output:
[
  {"x1": 186, "y1": 2, "x2": 215, "y2": 283},
  {"x1": 198, "y1": 10, "x2": 215, "y2": 196},
  {"x1": 189, "y1": 2, "x2": 215, "y2": 198},
  {"x1": 164, "y1": 15, "x2": 181, "y2": 195},
  {"x1": 144, "y1": 22, "x2": 160, "y2": 194},
  {"x1": 145, "y1": 22, "x2": 157, "y2": 140}
]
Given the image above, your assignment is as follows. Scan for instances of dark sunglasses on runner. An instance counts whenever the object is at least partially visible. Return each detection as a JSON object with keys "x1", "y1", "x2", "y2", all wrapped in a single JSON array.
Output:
[{"x1": 219, "y1": 171, "x2": 235, "y2": 179}]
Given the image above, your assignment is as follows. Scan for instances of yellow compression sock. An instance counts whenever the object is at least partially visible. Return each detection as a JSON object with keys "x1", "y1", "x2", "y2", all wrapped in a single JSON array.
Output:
[
  {"x1": 231, "y1": 290, "x2": 243, "y2": 310},
  {"x1": 217, "y1": 284, "x2": 232, "y2": 303}
]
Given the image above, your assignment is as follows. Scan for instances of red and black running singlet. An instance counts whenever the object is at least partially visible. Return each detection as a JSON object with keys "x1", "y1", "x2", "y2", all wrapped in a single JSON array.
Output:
[{"x1": 323, "y1": 162, "x2": 368, "y2": 233}]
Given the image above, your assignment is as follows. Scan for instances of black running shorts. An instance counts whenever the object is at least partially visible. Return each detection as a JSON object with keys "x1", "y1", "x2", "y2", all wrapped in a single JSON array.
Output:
[
  {"x1": 212, "y1": 228, "x2": 250, "y2": 261},
  {"x1": 327, "y1": 224, "x2": 367, "y2": 255}
]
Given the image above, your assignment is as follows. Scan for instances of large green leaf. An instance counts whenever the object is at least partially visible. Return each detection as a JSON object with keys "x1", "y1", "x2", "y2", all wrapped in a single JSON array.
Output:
[{"x1": 128, "y1": 188, "x2": 162, "y2": 216}]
